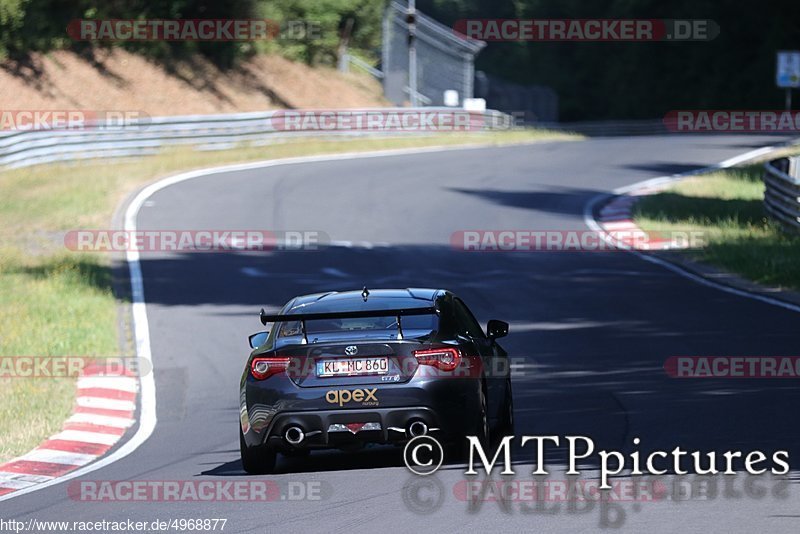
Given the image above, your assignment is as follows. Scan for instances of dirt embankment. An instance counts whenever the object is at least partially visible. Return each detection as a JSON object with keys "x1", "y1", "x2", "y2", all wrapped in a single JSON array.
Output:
[{"x1": 0, "y1": 49, "x2": 388, "y2": 116}]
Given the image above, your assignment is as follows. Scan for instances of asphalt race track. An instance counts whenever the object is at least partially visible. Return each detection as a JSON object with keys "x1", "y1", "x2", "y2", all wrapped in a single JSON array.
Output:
[{"x1": 5, "y1": 134, "x2": 800, "y2": 532}]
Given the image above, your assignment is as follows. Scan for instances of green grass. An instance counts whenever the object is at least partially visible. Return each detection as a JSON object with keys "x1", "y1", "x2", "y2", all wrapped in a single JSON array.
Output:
[
  {"x1": 0, "y1": 128, "x2": 579, "y2": 462},
  {"x1": 0, "y1": 251, "x2": 116, "y2": 462},
  {"x1": 633, "y1": 164, "x2": 800, "y2": 290}
]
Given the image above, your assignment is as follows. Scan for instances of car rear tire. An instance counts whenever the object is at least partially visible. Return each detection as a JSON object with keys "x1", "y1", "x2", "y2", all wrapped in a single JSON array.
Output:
[
  {"x1": 240, "y1": 427, "x2": 277, "y2": 474},
  {"x1": 476, "y1": 383, "x2": 490, "y2": 447},
  {"x1": 449, "y1": 383, "x2": 489, "y2": 463},
  {"x1": 498, "y1": 378, "x2": 514, "y2": 438}
]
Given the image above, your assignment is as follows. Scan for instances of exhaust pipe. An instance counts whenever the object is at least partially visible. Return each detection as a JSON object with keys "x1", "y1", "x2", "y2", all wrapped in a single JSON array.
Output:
[
  {"x1": 407, "y1": 420, "x2": 428, "y2": 438},
  {"x1": 285, "y1": 426, "x2": 305, "y2": 445}
]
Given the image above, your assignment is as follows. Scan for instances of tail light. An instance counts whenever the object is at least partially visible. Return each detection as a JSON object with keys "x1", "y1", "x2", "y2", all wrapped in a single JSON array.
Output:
[
  {"x1": 251, "y1": 357, "x2": 290, "y2": 380},
  {"x1": 413, "y1": 347, "x2": 461, "y2": 372}
]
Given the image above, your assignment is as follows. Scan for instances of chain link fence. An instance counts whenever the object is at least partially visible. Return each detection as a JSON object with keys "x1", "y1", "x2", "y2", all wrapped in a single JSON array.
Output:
[
  {"x1": 382, "y1": 1, "x2": 484, "y2": 107},
  {"x1": 474, "y1": 72, "x2": 559, "y2": 123}
]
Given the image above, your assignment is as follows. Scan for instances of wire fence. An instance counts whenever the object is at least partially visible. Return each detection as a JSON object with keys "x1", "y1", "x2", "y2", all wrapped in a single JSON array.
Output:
[
  {"x1": 474, "y1": 72, "x2": 559, "y2": 123},
  {"x1": 382, "y1": 1, "x2": 484, "y2": 107}
]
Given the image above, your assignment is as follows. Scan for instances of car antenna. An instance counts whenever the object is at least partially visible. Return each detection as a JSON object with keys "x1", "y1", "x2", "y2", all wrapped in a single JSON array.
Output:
[{"x1": 361, "y1": 286, "x2": 370, "y2": 301}]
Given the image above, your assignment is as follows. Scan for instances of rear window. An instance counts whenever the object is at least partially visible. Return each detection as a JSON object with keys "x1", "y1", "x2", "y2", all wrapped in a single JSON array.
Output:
[{"x1": 277, "y1": 314, "x2": 436, "y2": 338}]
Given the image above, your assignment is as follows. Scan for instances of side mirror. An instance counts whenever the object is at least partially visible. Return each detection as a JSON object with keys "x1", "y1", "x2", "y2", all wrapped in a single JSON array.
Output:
[
  {"x1": 248, "y1": 331, "x2": 270, "y2": 349},
  {"x1": 486, "y1": 320, "x2": 509, "y2": 340}
]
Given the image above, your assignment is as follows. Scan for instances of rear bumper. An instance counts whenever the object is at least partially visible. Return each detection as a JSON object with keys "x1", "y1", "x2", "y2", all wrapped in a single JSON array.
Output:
[
  {"x1": 241, "y1": 376, "x2": 482, "y2": 450},
  {"x1": 261, "y1": 406, "x2": 443, "y2": 450}
]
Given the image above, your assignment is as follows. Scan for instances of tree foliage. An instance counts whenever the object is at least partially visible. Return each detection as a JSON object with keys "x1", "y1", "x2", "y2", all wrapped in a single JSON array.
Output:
[
  {"x1": 4, "y1": 0, "x2": 800, "y2": 120},
  {"x1": 0, "y1": 0, "x2": 383, "y2": 68},
  {"x1": 420, "y1": 0, "x2": 800, "y2": 119}
]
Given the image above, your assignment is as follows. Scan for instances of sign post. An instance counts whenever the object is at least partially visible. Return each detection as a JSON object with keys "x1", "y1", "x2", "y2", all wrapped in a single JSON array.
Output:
[
  {"x1": 776, "y1": 51, "x2": 800, "y2": 111},
  {"x1": 407, "y1": 0, "x2": 418, "y2": 107}
]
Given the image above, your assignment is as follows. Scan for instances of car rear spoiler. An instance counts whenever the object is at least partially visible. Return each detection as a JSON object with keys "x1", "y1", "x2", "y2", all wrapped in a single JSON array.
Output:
[{"x1": 259, "y1": 306, "x2": 439, "y2": 342}]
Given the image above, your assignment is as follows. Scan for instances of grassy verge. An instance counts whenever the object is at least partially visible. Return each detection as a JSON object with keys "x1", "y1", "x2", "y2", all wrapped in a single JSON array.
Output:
[
  {"x1": 633, "y1": 164, "x2": 800, "y2": 290},
  {"x1": 0, "y1": 129, "x2": 578, "y2": 462}
]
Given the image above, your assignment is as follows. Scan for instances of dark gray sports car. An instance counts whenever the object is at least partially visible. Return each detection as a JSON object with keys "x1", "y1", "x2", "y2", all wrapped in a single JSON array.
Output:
[{"x1": 239, "y1": 288, "x2": 513, "y2": 474}]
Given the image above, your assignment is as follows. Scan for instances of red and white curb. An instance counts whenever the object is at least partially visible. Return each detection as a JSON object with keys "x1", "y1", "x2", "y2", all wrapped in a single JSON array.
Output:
[
  {"x1": 586, "y1": 143, "x2": 800, "y2": 316},
  {"x1": 596, "y1": 183, "x2": 688, "y2": 251},
  {"x1": 4, "y1": 142, "x2": 562, "y2": 503},
  {"x1": 0, "y1": 369, "x2": 138, "y2": 497}
]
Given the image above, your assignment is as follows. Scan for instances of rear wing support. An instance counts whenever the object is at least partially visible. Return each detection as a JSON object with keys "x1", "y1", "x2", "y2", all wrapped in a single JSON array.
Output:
[{"x1": 258, "y1": 306, "x2": 439, "y2": 343}]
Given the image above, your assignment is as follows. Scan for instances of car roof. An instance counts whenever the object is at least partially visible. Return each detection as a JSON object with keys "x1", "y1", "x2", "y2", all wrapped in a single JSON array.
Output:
[{"x1": 284, "y1": 288, "x2": 444, "y2": 314}]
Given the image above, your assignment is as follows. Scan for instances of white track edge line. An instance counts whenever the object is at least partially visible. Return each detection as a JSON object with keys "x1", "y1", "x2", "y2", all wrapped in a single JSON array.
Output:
[
  {"x1": 583, "y1": 143, "x2": 800, "y2": 315},
  {"x1": 0, "y1": 139, "x2": 555, "y2": 502}
]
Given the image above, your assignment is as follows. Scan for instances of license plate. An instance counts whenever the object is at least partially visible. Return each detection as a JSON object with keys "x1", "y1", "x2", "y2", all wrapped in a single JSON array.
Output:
[{"x1": 317, "y1": 357, "x2": 389, "y2": 377}]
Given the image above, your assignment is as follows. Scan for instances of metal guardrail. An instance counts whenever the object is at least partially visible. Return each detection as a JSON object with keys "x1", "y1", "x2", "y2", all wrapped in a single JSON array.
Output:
[
  {"x1": 763, "y1": 157, "x2": 800, "y2": 231},
  {"x1": 0, "y1": 108, "x2": 512, "y2": 170},
  {"x1": 541, "y1": 120, "x2": 671, "y2": 137}
]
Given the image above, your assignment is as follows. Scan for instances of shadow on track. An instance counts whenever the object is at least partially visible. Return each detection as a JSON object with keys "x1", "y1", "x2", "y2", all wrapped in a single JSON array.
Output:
[{"x1": 134, "y1": 244, "x2": 800, "y2": 478}]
